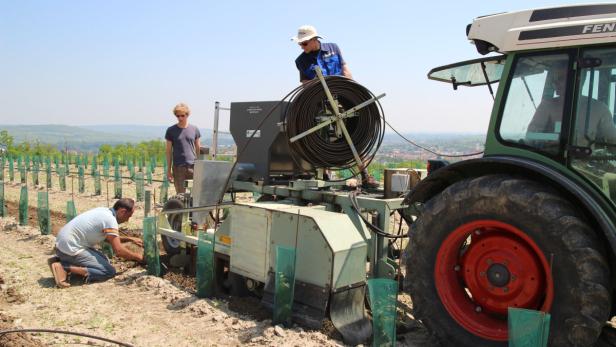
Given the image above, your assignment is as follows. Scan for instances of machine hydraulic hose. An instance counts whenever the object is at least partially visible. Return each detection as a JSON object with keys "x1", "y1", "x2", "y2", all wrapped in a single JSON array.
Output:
[{"x1": 285, "y1": 76, "x2": 385, "y2": 171}]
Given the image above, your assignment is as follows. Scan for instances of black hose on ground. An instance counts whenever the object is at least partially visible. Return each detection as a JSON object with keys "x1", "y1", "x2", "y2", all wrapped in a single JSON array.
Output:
[{"x1": 0, "y1": 328, "x2": 134, "y2": 347}]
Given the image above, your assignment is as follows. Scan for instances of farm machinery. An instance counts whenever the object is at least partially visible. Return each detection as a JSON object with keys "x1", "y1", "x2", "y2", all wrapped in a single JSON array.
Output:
[
  {"x1": 157, "y1": 73, "x2": 411, "y2": 345},
  {"x1": 158, "y1": 3, "x2": 616, "y2": 346}
]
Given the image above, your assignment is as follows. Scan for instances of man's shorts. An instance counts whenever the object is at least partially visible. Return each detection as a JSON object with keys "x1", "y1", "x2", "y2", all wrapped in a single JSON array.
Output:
[{"x1": 172, "y1": 164, "x2": 194, "y2": 194}]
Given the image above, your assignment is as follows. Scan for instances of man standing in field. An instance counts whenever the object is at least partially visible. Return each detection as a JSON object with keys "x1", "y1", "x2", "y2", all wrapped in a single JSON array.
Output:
[
  {"x1": 49, "y1": 198, "x2": 144, "y2": 288},
  {"x1": 165, "y1": 103, "x2": 201, "y2": 194}
]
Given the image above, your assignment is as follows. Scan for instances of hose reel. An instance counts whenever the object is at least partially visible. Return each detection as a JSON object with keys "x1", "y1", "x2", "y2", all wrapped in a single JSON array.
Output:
[{"x1": 285, "y1": 68, "x2": 386, "y2": 172}]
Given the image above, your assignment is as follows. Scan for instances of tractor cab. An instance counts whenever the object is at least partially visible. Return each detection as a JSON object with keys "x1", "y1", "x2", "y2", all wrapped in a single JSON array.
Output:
[
  {"x1": 428, "y1": 4, "x2": 616, "y2": 204},
  {"x1": 403, "y1": 5, "x2": 616, "y2": 346}
]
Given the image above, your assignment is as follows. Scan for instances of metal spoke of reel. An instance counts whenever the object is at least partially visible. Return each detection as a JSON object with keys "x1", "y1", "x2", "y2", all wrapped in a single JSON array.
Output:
[{"x1": 288, "y1": 66, "x2": 385, "y2": 171}]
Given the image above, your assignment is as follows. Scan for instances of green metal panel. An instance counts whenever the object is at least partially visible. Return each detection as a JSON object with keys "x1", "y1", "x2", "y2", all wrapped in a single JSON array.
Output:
[
  {"x1": 295, "y1": 207, "x2": 367, "y2": 289},
  {"x1": 269, "y1": 207, "x2": 332, "y2": 288},
  {"x1": 228, "y1": 202, "x2": 367, "y2": 290},
  {"x1": 229, "y1": 205, "x2": 271, "y2": 282}
]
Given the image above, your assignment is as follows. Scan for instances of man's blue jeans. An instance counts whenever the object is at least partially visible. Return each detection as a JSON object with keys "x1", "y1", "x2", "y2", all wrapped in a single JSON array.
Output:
[{"x1": 56, "y1": 247, "x2": 116, "y2": 282}]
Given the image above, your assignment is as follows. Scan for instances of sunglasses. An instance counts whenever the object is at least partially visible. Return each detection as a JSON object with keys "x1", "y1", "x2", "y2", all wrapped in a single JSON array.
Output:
[
  {"x1": 176, "y1": 114, "x2": 187, "y2": 118},
  {"x1": 299, "y1": 41, "x2": 310, "y2": 47}
]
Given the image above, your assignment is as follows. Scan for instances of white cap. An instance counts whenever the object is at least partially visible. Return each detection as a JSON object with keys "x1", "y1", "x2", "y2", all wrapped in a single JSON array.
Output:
[{"x1": 291, "y1": 25, "x2": 322, "y2": 43}]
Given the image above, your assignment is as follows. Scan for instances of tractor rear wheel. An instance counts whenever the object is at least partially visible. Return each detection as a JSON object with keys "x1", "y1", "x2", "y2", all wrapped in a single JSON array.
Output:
[{"x1": 404, "y1": 174, "x2": 611, "y2": 346}]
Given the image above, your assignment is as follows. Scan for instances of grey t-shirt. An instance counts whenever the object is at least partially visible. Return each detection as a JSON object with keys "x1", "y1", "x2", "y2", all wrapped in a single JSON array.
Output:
[
  {"x1": 165, "y1": 124, "x2": 201, "y2": 166},
  {"x1": 56, "y1": 207, "x2": 119, "y2": 256}
]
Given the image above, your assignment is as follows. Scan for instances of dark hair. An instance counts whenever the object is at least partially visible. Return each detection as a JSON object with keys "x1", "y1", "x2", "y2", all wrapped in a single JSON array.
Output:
[{"x1": 113, "y1": 198, "x2": 135, "y2": 211}]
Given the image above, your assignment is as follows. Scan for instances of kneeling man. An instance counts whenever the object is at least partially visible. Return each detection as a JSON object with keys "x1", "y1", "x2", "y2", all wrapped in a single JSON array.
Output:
[{"x1": 49, "y1": 198, "x2": 144, "y2": 288}]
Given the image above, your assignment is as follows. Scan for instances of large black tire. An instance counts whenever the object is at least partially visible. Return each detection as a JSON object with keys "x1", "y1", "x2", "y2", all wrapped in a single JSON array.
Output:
[
  {"x1": 161, "y1": 197, "x2": 184, "y2": 256},
  {"x1": 404, "y1": 174, "x2": 611, "y2": 347}
]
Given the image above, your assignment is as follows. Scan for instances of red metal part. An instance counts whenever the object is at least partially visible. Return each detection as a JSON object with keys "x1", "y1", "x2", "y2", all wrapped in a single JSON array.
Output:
[{"x1": 434, "y1": 220, "x2": 553, "y2": 341}]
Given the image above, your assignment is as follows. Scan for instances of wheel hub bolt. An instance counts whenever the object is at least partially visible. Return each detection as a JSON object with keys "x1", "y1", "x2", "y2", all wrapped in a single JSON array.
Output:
[
  {"x1": 475, "y1": 306, "x2": 482, "y2": 312},
  {"x1": 487, "y1": 263, "x2": 511, "y2": 287},
  {"x1": 474, "y1": 230, "x2": 481, "y2": 235},
  {"x1": 454, "y1": 265, "x2": 460, "y2": 272},
  {"x1": 503, "y1": 287, "x2": 509, "y2": 293}
]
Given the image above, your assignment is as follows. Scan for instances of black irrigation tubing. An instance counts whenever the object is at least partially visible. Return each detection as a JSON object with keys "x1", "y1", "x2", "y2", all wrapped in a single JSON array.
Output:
[
  {"x1": 383, "y1": 118, "x2": 485, "y2": 158},
  {"x1": 285, "y1": 76, "x2": 384, "y2": 170},
  {"x1": 0, "y1": 328, "x2": 134, "y2": 347}
]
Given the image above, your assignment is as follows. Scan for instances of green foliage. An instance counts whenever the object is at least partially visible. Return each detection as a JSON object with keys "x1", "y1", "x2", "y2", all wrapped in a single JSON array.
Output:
[
  {"x1": 98, "y1": 140, "x2": 166, "y2": 165},
  {"x1": 0, "y1": 130, "x2": 166, "y2": 165}
]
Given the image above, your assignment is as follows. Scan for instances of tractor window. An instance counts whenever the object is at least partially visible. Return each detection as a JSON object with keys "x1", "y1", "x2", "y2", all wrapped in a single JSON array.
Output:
[
  {"x1": 570, "y1": 47, "x2": 616, "y2": 201},
  {"x1": 571, "y1": 48, "x2": 616, "y2": 148},
  {"x1": 498, "y1": 54, "x2": 570, "y2": 155}
]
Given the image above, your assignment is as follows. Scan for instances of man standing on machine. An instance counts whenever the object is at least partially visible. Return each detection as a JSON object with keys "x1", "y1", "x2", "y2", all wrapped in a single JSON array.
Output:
[
  {"x1": 291, "y1": 25, "x2": 377, "y2": 187},
  {"x1": 165, "y1": 103, "x2": 201, "y2": 194},
  {"x1": 292, "y1": 25, "x2": 352, "y2": 84}
]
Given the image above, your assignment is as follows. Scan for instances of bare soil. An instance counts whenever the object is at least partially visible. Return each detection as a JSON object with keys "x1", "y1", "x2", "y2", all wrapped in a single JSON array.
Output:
[{"x1": 0, "y1": 178, "x2": 438, "y2": 346}]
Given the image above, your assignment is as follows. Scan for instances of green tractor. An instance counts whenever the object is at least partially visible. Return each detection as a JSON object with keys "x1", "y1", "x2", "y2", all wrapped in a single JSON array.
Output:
[{"x1": 403, "y1": 4, "x2": 616, "y2": 346}]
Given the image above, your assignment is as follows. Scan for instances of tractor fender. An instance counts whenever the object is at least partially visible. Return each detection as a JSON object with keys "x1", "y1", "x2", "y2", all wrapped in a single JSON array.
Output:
[{"x1": 404, "y1": 156, "x2": 616, "y2": 256}]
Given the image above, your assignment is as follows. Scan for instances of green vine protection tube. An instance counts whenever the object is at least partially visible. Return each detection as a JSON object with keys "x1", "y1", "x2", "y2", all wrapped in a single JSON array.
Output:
[
  {"x1": 103, "y1": 160, "x2": 110, "y2": 179},
  {"x1": 160, "y1": 182, "x2": 168, "y2": 204},
  {"x1": 128, "y1": 161, "x2": 135, "y2": 179},
  {"x1": 8, "y1": 159, "x2": 14, "y2": 182},
  {"x1": 196, "y1": 231, "x2": 215, "y2": 298},
  {"x1": 367, "y1": 278, "x2": 397, "y2": 347},
  {"x1": 508, "y1": 308, "x2": 550, "y2": 347},
  {"x1": 135, "y1": 173, "x2": 144, "y2": 202},
  {"x1": 101, "y1": 240, "x2": 114, "y2": 258},
  {"x1": 144, "y1": 190, "x2": 151, "y2": 217},
  {"x1": 0, "y1": 181, "x2": 5, "y2": 217},
  {"x1": 46, "y1": 166, "x2": 52, "y2": 189},
  {"x1": 114, "y1": 177, "x2": 122, "y2": 199},
  {"x1": 143, "y1": 216, "x2": 160, "y2": 276},
  {"x1": 18, "y1": 185, "x2": 28, "y2": 226},
  {"x1": 78, "y1": 167, "x2": 85, "y2": 193},
  {"x1": 273, "y1": 245, "x2": 296, "y2": 327},
  {"x1": 66, "y1": 200, "x2": 77, "y2": 223},
  {"x1": 37, "y1": 191, "x2": 51, "y2": 235},
  {"x1": 91, "y1": 156, "x2": 97, "y2": 175},
  {"x1": 58, "y1": 168, "x2": 67, "y2": 191},
  {"x1": 32, "y1": 164, "x2": 39, "y2": 186},
  {"x1": 94, "y1": 172, "x2": 101, "y2": 196}
]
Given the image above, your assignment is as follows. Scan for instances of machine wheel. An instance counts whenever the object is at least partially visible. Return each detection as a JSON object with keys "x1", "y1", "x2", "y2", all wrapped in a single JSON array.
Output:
[
  {"x1": 404, "y1": 174, "x2": 611, "y2": 347},
  {"x1": 161, "y1": 197, "x2": 184, "y2": 256}
]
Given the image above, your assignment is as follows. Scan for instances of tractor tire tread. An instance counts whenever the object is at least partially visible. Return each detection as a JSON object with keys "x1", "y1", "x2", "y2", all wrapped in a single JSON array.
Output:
[{"x1": 404, "y1": 174, "x2": 611, "y2": 347}]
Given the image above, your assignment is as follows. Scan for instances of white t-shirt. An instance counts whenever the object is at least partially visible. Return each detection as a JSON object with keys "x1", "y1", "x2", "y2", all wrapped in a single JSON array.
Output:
[{"x1": 56, "y1": 207, "x2": 119, "y2": 256}]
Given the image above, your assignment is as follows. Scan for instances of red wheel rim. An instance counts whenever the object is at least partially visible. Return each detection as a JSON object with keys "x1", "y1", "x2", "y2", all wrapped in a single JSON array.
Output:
[{"x1": 434, "y1": 220, "x2": 553, "y2": 341}]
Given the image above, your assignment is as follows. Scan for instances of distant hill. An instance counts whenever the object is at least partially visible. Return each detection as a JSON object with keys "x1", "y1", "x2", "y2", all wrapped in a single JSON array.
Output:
[
  {"x1": 0, "y1": 124, "x2": 235, "y2": 151},
  {"x1": 382, "y1": 132, "x2": 485, "y2": 144},
  {"x1": 80, "y1": 125, "x2": 234, "y2": 146},
  {"x1": 0, "y1": 123, "x2": 483, "y2": 152}
]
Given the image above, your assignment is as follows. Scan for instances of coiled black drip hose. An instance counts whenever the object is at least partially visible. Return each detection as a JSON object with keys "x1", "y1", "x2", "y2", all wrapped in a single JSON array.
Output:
[{"x1": 285, "y1": 76, "x2": 385, "y2": 170}]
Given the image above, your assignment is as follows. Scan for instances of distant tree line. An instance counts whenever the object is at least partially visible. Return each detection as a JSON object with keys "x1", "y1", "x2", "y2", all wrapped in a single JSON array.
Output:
[{"x1": 0, "y1": 130, "x2": 167, "y2": 165}]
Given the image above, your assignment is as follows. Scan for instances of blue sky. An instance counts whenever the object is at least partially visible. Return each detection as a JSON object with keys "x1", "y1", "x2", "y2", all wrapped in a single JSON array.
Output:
[{"x1": 0, "y1": 1, "x2": 603, "y2": 133}]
